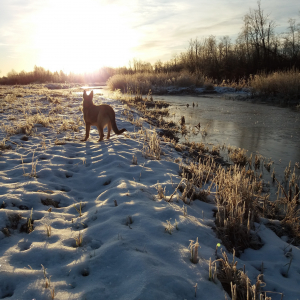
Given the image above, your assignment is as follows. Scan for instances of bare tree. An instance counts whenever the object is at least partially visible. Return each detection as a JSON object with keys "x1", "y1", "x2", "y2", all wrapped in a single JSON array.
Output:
[
  {"x1": 239, "y1": 1, "x2": 276, "y2": 68},
  {"x1": 283, "y1": 18, "x2": 300, "y2": 59}
]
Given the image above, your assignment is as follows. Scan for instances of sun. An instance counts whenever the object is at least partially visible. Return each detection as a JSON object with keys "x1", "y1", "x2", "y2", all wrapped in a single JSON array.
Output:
[{"x1": 32, "y1": 0, "x2": 138, "y2": 73}]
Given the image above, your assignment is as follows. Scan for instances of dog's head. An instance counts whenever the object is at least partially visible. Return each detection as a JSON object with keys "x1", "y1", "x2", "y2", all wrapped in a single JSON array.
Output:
[{"x1": 83, "y1": 90, "x2": 93, "y2": 107}]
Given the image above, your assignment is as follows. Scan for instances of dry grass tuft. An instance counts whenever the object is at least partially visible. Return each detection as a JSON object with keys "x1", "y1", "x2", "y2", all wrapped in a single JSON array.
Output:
[
  {"x1": 57, "y1": 118, "x2": 80, "y2": 133},
  {"x1": 74, "y1": 232, "x2": 83, "y2": 247},
  {"x1": 45, "y1": 225, "x2": 51, "y2": 237},
  {"x1": 217, "y1": 250, "x2": 264, "y2": 300},
  {"x1": 189, "y1": 237, "x2": 200, "y2": 264},
  {"x1": 73, "y1": 202, "x2": 83, "y2": 217},
  {"x1": 185, "y1": 141, "x2": 209, "y2": 154},
  {"x1": 132, "y1": 155, "x2": 138, "y2": 165},
  {"x1": 0, "y1": 138, "x2": 12, "y2": 151},
  {"x1": 26, "y1": 113, "x2": 56, "y2": 128},
  {"x1": 214, "y1": 165, "x2": 263, "y2": 254},
  {"x1": 142, "y1": 129, "x2": 161, "y2": 160},
  {"x1": 250, "y1": 69, "x2": 300, "y2": 102},
  {"x1": 267, "y1": 179, "x2": 300, "y2": 245},
  {"x1": 41, "y1": 264, "x2": 51, "y2": 289},
  {"x1": 228, "y1": 147, "x2": 248, "y2": 166}
]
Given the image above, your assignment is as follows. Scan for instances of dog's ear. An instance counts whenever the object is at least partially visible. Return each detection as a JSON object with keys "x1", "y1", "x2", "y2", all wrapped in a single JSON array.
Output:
[
  {"x1": 83, "y1": 90, "x2": 87, "y2": 97},
  {"x1": 90, "y1": 90, "x2": 93, "y2": 97}
]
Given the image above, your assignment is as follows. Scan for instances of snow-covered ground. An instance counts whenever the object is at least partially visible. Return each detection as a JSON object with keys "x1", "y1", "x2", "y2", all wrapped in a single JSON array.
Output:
[{"x1": 0, "y1": 86, "x2": 299, "y2": 299}]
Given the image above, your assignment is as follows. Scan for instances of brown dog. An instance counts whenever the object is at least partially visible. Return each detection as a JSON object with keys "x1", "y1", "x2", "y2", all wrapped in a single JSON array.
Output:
[{"x1": 81, "y1": 90, "x2": 126, "y2": 142}]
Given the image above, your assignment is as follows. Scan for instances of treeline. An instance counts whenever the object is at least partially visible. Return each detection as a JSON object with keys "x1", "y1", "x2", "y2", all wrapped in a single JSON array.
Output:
[
  {"x1": 0, "y1": 65, "x2": 115, "y2": 85},
  {"x1": 119, "y1": 2, "x2": 300, "y2": 81},
  {"x1": 176, "y1": 2, "x2": 300, "y2": 80}
]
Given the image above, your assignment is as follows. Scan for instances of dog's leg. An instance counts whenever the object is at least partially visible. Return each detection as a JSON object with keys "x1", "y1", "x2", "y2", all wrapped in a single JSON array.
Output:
[
  {"x1": 81, "y1": 123, "x2": 91, "y2": 141},
  {"x1": 107, "y1": 122, "x2": 112, "y2": 139},
  {"x1": 97, "y1": 126, "x2": 104, "y2": 142}
]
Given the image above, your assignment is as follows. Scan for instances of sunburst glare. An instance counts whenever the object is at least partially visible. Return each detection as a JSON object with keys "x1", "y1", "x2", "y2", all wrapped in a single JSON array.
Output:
[{"x1": 32, "y1": 0, "x2": 138, "y2": 73}]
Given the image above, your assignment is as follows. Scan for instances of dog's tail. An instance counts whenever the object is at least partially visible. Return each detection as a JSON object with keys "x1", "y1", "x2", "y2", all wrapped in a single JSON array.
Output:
[
  {"x1": 114, "y1": 127, "x2": 127, "y2": 135},
  {"x1": 111, "y1": 116, "x2": 127, "y2": 135}
]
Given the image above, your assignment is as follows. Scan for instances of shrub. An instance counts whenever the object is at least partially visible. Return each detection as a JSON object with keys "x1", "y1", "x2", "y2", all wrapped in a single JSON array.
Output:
[
  {"x1": 250, "y1": 69, "x2": 300, "y2": 101},
  {"x1": 107, "y1": 71, "x2": 203, "y2": 94}
]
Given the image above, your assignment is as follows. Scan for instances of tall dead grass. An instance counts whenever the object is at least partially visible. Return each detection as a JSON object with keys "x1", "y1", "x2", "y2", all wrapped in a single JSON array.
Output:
[
  {"x1": 263, "y1": 177, "x2": 300, "y2": 245},
  {"x1": 173, "y1": 156, "x2": 264, "y2": 255},
  {"x1": 217, "y1": 250, "x2": 264, "y2": 300},
  {"x1": 179, "y1": 144, "x2": 300, "y2": 252},
  {"x1": 214, "y1": 165, "x2": 263, "y2": 255},
  {"x1": 142, "y1": 129, "x2": 161, "y2": 160},
  {"x1": 250, "y1": 69, "x2": 300, "y2": 101},
  {"x1": 107, "y1": 71, "x2": 204, "y2": 94}
]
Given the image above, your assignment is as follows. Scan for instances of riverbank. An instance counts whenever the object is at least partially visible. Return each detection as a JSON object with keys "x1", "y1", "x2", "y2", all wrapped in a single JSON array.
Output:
[
  {"x1": 106, "y1": 70, "x2": 300, "y2": 107},
  {"x1": 0, "y1": 84, "x2": 299, "y2": 299}
]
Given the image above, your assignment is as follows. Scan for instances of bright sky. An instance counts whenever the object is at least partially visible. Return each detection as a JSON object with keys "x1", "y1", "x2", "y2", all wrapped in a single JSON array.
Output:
[{"x1": 0, "y1": 0, "x2": 299, "y2": 75}]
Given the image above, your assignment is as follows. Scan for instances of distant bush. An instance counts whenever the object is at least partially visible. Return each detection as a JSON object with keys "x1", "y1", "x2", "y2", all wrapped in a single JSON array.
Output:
[
  {"x1": 250, "y1": 69, "x2": 300, "y2": 101},
  {"x1": 107, "y1": 71, "x2": 204, "y2": 94}
]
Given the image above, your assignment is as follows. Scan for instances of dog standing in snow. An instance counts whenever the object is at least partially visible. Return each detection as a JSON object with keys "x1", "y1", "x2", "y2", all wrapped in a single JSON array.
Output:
[{"x1": 81, "y1": 90, "x2": 126, "y2": 142}]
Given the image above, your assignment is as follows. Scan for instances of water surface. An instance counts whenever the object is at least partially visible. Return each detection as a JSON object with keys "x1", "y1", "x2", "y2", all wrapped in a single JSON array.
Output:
[{"x1": 154, "y1": 94, "x2": 300, "y2": 182}]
